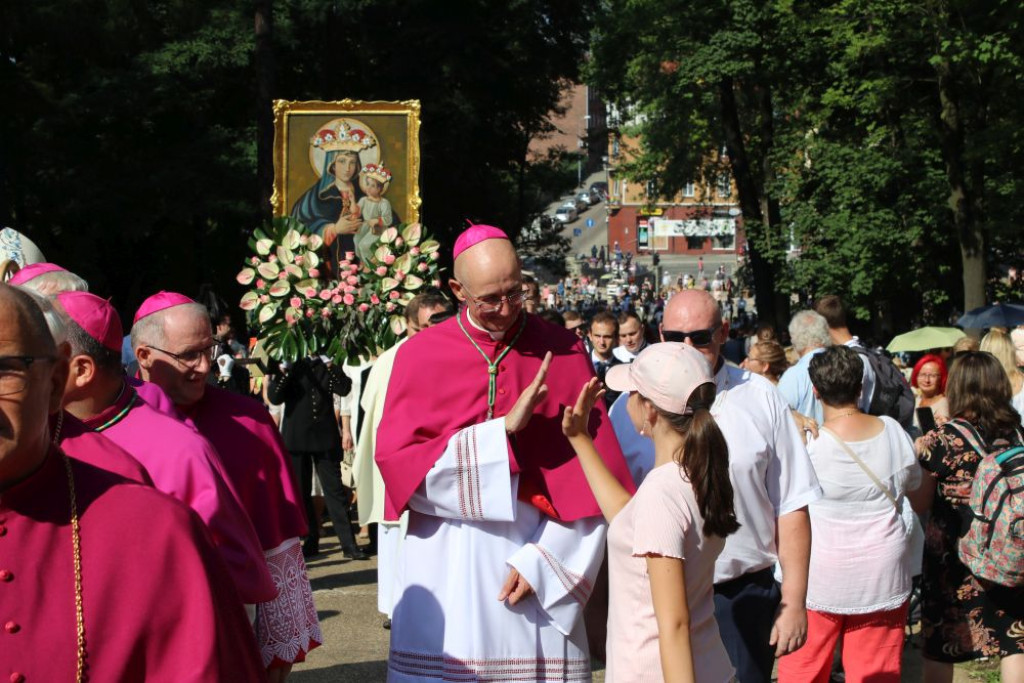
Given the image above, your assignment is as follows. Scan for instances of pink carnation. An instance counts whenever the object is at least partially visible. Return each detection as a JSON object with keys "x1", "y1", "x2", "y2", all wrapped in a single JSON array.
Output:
[
  {"x1": 346, "y1": 275, "x2": 358, "y2": 285},
  {"x1": 375, "y1": 266, "x2": 388, "y2": 276},
  {"x1": 389, "y1": 291, "x2": 400, "y2": 300},
  {"x1": 308, "y1": 268, "x2": 320, "y2": 278},
  {"x1": 319, "y1": 289, "x2": 332, "y2": 300},
  {"x1": 343, "y1": 294, "x2": 355, "y2": 306},
  {"x1": 256, "y1": 278, "x2": 265, "y2": 289},
  {"x1": 417, "y1": 263, "x2": 429, "y2": 272},
  {"x1": 305, "y1": 287, "x2": 317, "y2": 297},
  {"x1": 370, "y1": 294, "x2": 380, "y2": 305},
  {"x1": 289, "y1": 297, "x2": 302, "y2": 308},
  {"x1": 332, "y1": 294, "x2": 343, "y2": 305},
  {"x1": 358, "y1": 303, "x2": 370, "y2": 312},
  {"x1": 384, "y1": 255, "x2": 396, "y2": 265}
]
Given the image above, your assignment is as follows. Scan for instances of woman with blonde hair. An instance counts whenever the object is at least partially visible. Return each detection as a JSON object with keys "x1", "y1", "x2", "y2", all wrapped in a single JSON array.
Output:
[
  {"x1": 980, "y1": 328, "x2": 1024, "y2": 421},
  {"x1": 742, "y1": 340, "x2": 790, "y2": 384}
]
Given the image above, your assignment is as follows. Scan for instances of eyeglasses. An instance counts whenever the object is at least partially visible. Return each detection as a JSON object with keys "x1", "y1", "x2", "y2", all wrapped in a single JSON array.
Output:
[
  {"x1": 662, "y1": 326, "x2": 719, "y2": 347},
  {"x1": 918, "y1": 373, "x2": 941, "y2": 379},
  {"x1": 146, "y1": 344, "x2": 217, "y2": 368},
  {"x1": 458, "y1": 283, "x2": 529, "y2": 313},
  {"x1": 0, "y1": 355, "x2": 57, "y2": 397}
]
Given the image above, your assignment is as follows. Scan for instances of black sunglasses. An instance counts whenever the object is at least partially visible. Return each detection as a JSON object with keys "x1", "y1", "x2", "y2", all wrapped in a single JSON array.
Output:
[{"x1": 662, "y1": 326, "x2": 719, "y2": 347}]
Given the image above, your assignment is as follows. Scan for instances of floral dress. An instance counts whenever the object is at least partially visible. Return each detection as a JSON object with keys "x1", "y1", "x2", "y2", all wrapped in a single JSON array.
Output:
[{"x1": 917, "y1": 419, "x2": 1024, "y2": 662}]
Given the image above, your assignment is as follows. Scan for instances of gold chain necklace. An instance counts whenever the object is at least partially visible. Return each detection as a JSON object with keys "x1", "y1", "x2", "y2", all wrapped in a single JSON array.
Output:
[
  {"x1": 53, "y1": 413, "x2": 87, "y2": 682},
  {"x1": 827, "y1": 410, "x2": 859, "y2": 421}
]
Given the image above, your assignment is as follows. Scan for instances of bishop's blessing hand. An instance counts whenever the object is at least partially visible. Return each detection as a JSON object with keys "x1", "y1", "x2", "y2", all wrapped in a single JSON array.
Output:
[{"x1": 503, "y1": 352, "x2": 552, "y2": 434}]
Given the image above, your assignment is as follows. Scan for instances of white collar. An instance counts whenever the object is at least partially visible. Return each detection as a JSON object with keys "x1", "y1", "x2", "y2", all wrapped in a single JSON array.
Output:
[{"x1": 466, "y1": 308, "x2": 507, "y2": 341}]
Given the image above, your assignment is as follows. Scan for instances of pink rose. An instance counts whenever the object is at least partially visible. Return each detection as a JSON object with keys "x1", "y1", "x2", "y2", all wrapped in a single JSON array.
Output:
[
  {"x1": 410, "y1": 247, "x2": 421, "y2": 255},
  {"x1": 376, "y1": 266, "x2": 388, "y2": 276},
  {"x1": 256, "y1": 278, "x2": 265, "y2": 289},
  {"x1": 417, "y1": 263, "x2": 428, "y2": 272},
  {"x1": 343, "y1": 294, "x2": 355, "y2": 306},
  {"x1": 285, "y1": 312, "x2": 296, "y2": 325},
  {"x1": 345, "y1": 285, "x2": 356, "y2": 294},
  {"x1": 306, "y1": 309, "x2": 315, "y2": 318},
  {"x1": 308, "y1": 268, "x2": 320, "y2": 278},
  {"x1": 346, "y1": 275, "x2": 358, "y2": 285},
  {"x1": 384, "y1": 255, "x2": 396, "y2": 265},
  {"x1": 395, "y1": 237, "x2": 404, "y2": 247},
  {"x1": 332, "y1": 294, "x2": 343, "y2": 305},
  {"x1": 395, "y1": 270, "x2": 405, "y2": 281},
  {"x1": 389, "y1": 291, "x2": 400, "y2": 300},
  {"x1": 358, "y1": 303, "x2": 370, "y2": 312},
  {"x1": 319, "y1": 289, "x2": 332, "y2": 300},
  {"x1": 260, "y1": 294, "x2": 270, "y2": 303},
  {"x1": 250, "y1": 256, "x2": 260, "y2": 265},
  {"x1": 321, "y1": 308, "x2": 332, "y2": 318},
  {"x1": 370, "y1": 294, "x2": 380, "y2": 305},
  {"x1": 289, "y1": 297, "x2": 302, "y2": 308},
  {"x1": 340, "y1": 260, "x2": 351, "y2": 268},
  {"x1": 345, "y1": 252, "x2": 355, "y2": 261},
  {"x1": 386, "y1": 302, "x2": 396, "y2": 312},
  {"x1": 305, "y1": 287, "x2": 317, "y2": 297}
]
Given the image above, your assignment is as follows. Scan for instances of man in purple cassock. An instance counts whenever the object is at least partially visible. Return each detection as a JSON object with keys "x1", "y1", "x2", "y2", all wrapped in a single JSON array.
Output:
[
  {"x1": 57, "y1": 291, "x2": 277, "y2": 609},
  {"x1": 0, "y1": 284, "x2": 266, "y2": 681}
]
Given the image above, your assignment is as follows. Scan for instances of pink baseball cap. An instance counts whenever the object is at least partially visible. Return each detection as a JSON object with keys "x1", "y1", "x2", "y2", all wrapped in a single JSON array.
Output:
[
  {"x1": 8, "y1": 262, "x2": 66, "y2": 286},
  {"x1": 605, "y1": 343, "x2": 714, "y2": 414},
  {"x1": 133, "y1": 291, "x2": 196, "y2": 324},
  {"x1": 57, "y1": 291, "x2": 123, "y2": 352},
  {"x1": 452, "y1": 224, "x2": 509, "y2": 260}
]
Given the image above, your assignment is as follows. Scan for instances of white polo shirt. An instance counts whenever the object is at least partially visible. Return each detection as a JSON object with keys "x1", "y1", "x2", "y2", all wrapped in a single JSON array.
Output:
[{"x1": 711, "y1": 364, "x2": 822, "y2": 583}]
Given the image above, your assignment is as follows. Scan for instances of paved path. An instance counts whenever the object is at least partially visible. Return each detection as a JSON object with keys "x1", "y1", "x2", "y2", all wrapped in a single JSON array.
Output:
[{"x1": 285, "y1": 533, "x2": 978, "y2": 682}]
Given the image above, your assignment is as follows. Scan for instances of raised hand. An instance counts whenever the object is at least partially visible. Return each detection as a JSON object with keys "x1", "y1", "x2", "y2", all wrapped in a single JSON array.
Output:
[
  {"x1": 503, "y1": 352, "x2": 552, "y2": 434},
  {"x1": 561, "y1": 377, "x2": 605, "y2": 440}
]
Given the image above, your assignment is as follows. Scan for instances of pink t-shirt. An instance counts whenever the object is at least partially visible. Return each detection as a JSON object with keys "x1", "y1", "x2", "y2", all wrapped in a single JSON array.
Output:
[{"x1": 606, "y1": 463, "x2": 734, "y2": 683}]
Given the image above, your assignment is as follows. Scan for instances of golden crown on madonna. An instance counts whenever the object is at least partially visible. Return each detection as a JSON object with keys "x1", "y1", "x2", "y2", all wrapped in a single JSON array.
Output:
[{"x1": 311, "y1": 121, "x2": 377, "y2": 153}]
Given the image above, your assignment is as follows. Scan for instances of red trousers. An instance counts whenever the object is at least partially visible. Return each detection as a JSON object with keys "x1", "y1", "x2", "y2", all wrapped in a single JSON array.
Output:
[{"x1": 777, "y1": 603, "x2": 907, "y2": 683}]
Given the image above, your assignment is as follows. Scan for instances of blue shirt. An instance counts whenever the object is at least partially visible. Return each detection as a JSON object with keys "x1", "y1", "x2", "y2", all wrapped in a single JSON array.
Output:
[{"x1": 778, "y1": 347, "x2": 825, "y2": 423}]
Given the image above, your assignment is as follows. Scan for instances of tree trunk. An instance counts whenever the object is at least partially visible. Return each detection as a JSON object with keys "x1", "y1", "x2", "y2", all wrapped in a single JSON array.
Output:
[
  {"x1": 254, "y1": 0, "x2": 275, "y2": 223},
  {"x1": 718, "y1": 77, "x2": 782, "y2": 329}
]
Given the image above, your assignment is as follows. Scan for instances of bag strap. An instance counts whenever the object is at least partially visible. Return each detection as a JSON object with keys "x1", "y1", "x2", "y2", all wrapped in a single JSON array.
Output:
[
  {"x1": 944, "y1": 419, "x2": 988, "y2": 458},
  {"x1": 820, "y1": 426, "x2": 899, "y2": 509}
]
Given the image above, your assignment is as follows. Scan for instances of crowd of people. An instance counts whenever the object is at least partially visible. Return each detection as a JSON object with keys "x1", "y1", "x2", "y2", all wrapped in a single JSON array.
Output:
[{"x1": 0, "y1": 229, "x2": 1021, "y2": 683}]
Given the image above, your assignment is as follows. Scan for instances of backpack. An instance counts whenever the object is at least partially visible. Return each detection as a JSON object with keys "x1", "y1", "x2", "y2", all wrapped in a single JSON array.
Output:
[
  {"x1": 852, "y1": 346, "x2": 915, "y2": 431},
  {"x1": 947, "y1": 420, "x2": 1024, "y2": 587}
]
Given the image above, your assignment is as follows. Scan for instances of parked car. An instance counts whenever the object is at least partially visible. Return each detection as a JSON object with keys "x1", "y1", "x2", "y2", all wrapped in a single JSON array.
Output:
[
  {"x1": 576, "y1": 192, "x2": 593, "y2": 210},
  {"x1": 589, "y1": 181, "x2": 608, "y2": 200},
  {"x1": 554, "y1": 205, "x2": 577, "y2": 223}
]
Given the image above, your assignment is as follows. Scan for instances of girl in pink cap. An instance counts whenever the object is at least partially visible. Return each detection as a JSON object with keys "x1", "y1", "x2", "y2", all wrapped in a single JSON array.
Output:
[{"x1": 562, "y1": 342, "x2": 739, "y2": 683}]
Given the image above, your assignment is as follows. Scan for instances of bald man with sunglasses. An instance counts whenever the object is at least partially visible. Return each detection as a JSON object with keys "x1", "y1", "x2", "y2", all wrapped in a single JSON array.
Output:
[{"x1": 611, "y1": 290, "x2": 821, "y2": 683}]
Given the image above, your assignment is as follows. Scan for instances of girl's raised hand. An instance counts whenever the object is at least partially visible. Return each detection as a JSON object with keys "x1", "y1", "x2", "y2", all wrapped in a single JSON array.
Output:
[{"x1": 561, "y1": 377, "x2": 605, "y2": 440}]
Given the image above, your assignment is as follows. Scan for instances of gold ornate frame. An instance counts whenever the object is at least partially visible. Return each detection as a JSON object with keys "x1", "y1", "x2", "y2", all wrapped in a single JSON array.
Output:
[{"x1": 271, "y1": 99, "x2": 422, "y2": 222}]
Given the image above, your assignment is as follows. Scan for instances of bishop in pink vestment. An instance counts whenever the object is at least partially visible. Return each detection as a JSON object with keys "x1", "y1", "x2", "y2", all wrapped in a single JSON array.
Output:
[
  {"x1": 376, "y1": 226, "x2": 634, "y2": 682},
  {"x1": 57, "y1": 410, "x2": 153, "y2": 485},
  {"x1": 131, "y1": 293, "x2": 318, "y2": 670}
]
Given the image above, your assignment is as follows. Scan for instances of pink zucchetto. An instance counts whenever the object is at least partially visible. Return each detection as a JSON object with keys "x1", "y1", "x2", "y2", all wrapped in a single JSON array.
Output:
[
  {"x1": 8, "y1": 262, "x2": 66, "y2": 286},
  {"x1": 133, "y1": 291, "x2": 196, "y2": 324},
  {"x1": 452, "y1": 224, "x2": 509, "y2": 261},
  {"x1": 57, "y1": 291, "x2": 123, "y2": 352}
]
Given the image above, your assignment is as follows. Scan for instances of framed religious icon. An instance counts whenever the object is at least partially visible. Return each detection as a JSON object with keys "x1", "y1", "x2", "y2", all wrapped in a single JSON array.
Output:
[{"x1": 272, "y1": 99, "x2": 421, "y2": 271}]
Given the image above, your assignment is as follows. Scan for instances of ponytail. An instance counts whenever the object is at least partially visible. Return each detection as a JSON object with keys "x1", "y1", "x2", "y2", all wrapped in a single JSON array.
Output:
[{"x1": 656, "y1": 383, "x2": 740, "y2": 538}]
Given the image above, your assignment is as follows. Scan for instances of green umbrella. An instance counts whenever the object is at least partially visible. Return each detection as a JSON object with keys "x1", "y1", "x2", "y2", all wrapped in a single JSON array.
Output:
[
  {"x1": 599, "y1": 273, "x2": 616, "y2": 280},
  {"x1": 886, "y1": 326, "x2": 965, "y2": 353}
]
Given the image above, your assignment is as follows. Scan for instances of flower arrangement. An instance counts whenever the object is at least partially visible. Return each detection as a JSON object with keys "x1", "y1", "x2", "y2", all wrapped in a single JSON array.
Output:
[{"x1": 237, "y1": 217, "x2": 443, "y2": 364}]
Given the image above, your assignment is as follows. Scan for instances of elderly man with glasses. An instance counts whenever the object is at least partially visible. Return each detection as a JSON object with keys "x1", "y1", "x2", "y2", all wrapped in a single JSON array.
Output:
[
  {"x1": 0, "y1": 284, "x2": 265, "y2": 681},
  {"x1": 131, "y1": 291, "x2": 319, "y2": 681},
  {"x1": 610, "y1": 289, "x2": 822, "y2": 683},
  {"x1": 375, "y1": 225, "x2": 634, "y2": 682}
]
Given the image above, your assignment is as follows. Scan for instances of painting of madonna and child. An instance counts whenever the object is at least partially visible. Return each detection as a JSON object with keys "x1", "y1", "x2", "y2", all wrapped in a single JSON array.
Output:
[{"x1": 273, "y1": 99, "x2": 422, "y2": 275}]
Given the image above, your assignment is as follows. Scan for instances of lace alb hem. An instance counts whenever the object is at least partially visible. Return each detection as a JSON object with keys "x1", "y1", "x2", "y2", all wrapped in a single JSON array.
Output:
[{"x1": 256, "y1": 537, "x2": 323, "y2": 667}]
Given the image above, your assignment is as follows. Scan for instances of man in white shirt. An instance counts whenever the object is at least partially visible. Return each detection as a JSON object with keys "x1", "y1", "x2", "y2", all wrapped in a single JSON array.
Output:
[
  {"x1": 612, "y1": 311, "x2": 647, "y2": 363},
  {"x1": 815, "y1": 294, "x2": 875, "y2": 411},
  {"x1": 661, "y1": 290, "x2": 821, "y2": 683}
]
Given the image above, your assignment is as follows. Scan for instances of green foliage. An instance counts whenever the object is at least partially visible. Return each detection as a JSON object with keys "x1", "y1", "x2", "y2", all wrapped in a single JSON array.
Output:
[{"x1": 0, "y1": 0, "x2": 593, "y2": 320}]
